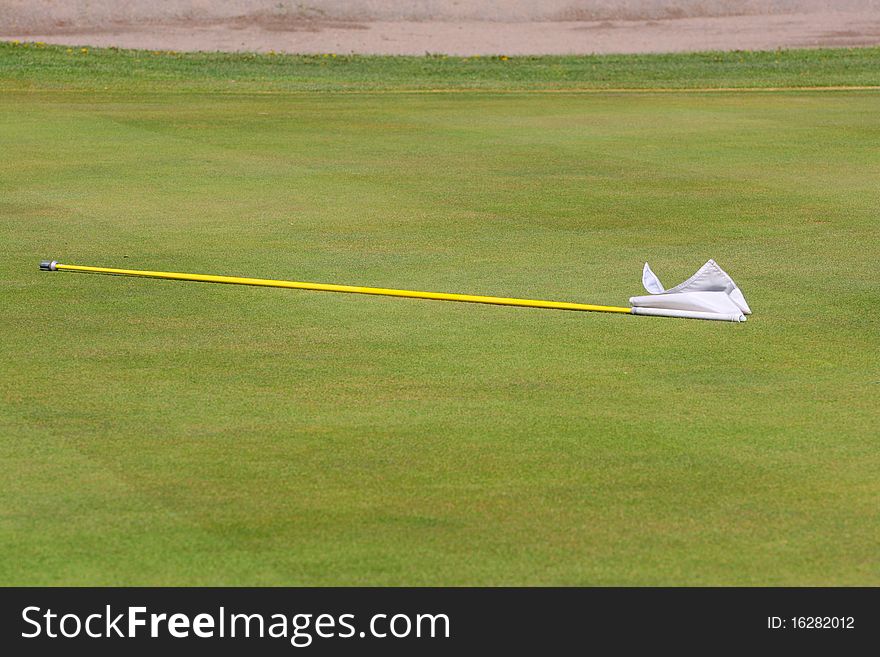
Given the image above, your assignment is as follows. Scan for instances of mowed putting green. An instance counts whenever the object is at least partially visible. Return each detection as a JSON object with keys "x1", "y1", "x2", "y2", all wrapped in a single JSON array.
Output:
[{"x1": 1, "y1": 45, "x2": 878, "y2": 585}]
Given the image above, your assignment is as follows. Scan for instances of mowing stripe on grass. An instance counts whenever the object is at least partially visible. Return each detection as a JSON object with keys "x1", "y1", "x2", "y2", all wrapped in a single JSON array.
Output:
[{"x1": 5, "y1": 86, "x2": 880, "y2": 96}]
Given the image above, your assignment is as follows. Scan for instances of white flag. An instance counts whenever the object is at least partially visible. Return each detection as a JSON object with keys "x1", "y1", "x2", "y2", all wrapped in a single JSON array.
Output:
[{"x1": 630, "y1": 260, "x2": 751, "y2": 322}]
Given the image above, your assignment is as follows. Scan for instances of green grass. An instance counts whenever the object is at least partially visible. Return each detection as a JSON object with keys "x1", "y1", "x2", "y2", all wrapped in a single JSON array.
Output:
[
  {"x1": 3, "y1": 41, "x2": 880, "y2": 91},
  {"x1": 1, "y1": 44, "x2": 878, "y2": 585}
]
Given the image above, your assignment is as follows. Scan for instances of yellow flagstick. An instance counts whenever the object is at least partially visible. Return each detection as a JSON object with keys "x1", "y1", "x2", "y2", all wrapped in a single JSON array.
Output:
[{"x1": 39, "y1": 260, "x2": 633, "y2": 316}]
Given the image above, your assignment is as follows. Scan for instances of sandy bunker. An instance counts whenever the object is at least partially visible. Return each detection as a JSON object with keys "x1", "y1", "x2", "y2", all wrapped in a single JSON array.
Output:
[{"x1": 3, "y1": 1, "x2": 880, "y2": 54}]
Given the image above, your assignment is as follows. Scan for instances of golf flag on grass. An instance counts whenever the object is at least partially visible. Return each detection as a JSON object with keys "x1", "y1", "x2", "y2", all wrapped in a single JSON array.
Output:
[
  {"x1": 39, "y1": 258, "x2": 750, "y2": 322},
  {"x1": 630, "y1": 259, "x2": 751, "y2": 322}
]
